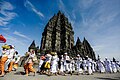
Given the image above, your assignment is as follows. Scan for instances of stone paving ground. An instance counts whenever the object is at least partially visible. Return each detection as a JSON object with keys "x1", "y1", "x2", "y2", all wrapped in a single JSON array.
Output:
[{"x1": 0, "y1": 67, "x2": 120, "y2": 80}]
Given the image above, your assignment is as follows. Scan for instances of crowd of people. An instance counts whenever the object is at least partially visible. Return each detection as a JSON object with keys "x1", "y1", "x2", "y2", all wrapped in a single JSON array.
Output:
[
  {"x1": 0, "y1": 44, "x2": 20, "y2": 77},
  {"x1": 37, "y1": 51, "x2": 120, "y2": 76},
  {"x1": 0, "y1": 44, "x2": 120, "y2": 77}
]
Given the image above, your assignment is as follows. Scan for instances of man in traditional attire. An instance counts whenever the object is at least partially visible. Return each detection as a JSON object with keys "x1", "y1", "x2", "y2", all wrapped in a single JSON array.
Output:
[
  {"x1": 111, "y1": 61, "x2": 117, "y2": 73},
  {"x1": 50, "y1": 52, "x2": 59, "y2": 75},
  {"x1": 82, "y1": 58, "x2": 87, "y2": 74},
  {"x1": 63, "y1": 52, "x2": 70, "y2": 73},
  {"x1": 104, "y1": 57, "x2": 112, "y2": 73},
  {"x1": 69, "y1": 57, "x2": 75, "y2": 75},
  {"x1": 44, "y1": 52, "x2": 52, "y2": 75},
  {"x1": 13, "y1": 51, "x2": 21, "y2": 71},
  {"x1": 38, "y1": 56, "x2": 45, "y2": 74},
  {"x1": 0, "y1": 46, "x2": 9, "y2": 77},
  {"x1": 92, "y1": 60, "x2": 96, "y2": 73},
  {"x1": 24, "y1": 49, "x2": 36, "y2": 76},
  {"x1": 23, "y1": 52, "x2": 30, "y2": 73},
  {"x1": 97, "y1": 59, "x2": 105, "y2": 73},
  {"x1": 87, "y1": 58, "x2": 93, "y2": 75},
  {"x1": 76, "y1": 54, "x2": 83, "y2": 75},
  {"x1": 115, "y1": 61, "x2": 120, "y2": 72},
  {"x1": 5, "y1": 45, "x2": 15, "y2": 72},
  {"x1": 59, "y1": 55, "x2": 66, "y2": 76}
]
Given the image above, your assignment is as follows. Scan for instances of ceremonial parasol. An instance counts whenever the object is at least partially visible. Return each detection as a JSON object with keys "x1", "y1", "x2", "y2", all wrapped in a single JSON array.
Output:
[{"x1": 0, "y1": 35, "x2": 6, "y2": 43}]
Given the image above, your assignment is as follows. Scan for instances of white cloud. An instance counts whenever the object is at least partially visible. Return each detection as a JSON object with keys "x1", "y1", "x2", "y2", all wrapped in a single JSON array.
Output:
[
  {"x1": 24, "y1": 0, "x2": 44, "y2": 17},
  {"x1": 58, "y1": 0, "x2": 75, "y2": 28},
  {"x1": 0, "y1": 20, "x2": 9, "y2": 26},
  {"x1": 75, "y1": 0, "x2": 120, "y2": 34},
  {"x1": 0, "y1": 1, "x2": 17, "y2": 26},
  {"x1": 0, "y1": 1, "x2": 14, "y2": 10},
  {"x1": 80, "y1": 0, "x2": 94, "y2": 9},
  {"x1": 72, "y1": 0, "x2": 120, "y2": 60},
  {"x1": 72, "y1": 10, "x2": 76, "y2": 20},
  {"x1": 93, "y1": 45, "x2": 106, "y2": 52},
  {"x1": 13, "y1": 31, "x2": 31, "y2": 40},
  {"x1": 59, "y1": 0, "x2": 65, "y2": 10},
  {"x1": 1, "y1": 27, "x2": 10, "y2": 30}
]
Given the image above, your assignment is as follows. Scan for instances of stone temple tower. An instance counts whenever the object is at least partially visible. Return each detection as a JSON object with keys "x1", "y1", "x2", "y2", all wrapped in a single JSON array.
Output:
[{"x1": 40, "y1": 11, "x2": 74, "y2": 52}]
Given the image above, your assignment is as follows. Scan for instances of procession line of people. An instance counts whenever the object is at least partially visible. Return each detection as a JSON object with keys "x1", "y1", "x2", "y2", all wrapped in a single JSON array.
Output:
[
  {"x1": 37, "y1": 52, "x2": 120, "y2": 76},
  {"x1": 1, "y1": 44, "x2": 120, "y2": 77}
]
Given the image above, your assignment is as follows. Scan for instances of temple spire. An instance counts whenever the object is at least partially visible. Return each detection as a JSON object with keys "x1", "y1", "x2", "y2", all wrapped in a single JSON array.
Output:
[
  {"x1": 29, "y1": 40, "x2": 36, "y2": 51},
  {"x1": 40, "y1": 11, "x2": 74, "y2": 53},
  {"x1": 84, "y1": 37, "x2": 86, "y2": 41},
  {"x1": 76, "y1": 37, "x2": 81, "y2": 45},
  {"x1": 57, "y1": 10, "x2": 62, "y2": 15}
]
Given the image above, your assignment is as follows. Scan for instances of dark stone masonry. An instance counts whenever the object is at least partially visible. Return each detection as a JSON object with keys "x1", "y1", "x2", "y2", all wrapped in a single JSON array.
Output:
[
  {"x1": 38, "y1": 11, "x2": 96, "y2": 60},
  {"x1": 40, "y1": 11, "x2": 74, "y2": 53}
]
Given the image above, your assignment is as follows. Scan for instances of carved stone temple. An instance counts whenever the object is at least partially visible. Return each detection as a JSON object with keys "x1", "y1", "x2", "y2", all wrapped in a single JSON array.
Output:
[
  {"x1": 39, "y1": 11, "x2": 95, "y2": 60},
  {"x1": 40, "y1": 11, "x2": 74, "y2": 52}
]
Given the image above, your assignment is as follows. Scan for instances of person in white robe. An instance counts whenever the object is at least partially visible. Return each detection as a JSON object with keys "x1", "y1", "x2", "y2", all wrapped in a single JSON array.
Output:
[
  {"x1": 44, "y1": 52, "x2": 52, "y2": 75},
  {"x1": 51, "y1": 52, "x2": 59, "y2": 75},
  {"x1": 69, "y1": 58, "x2": 75, "y2": 75},
  {"x1": 5, "y1": 45, "x2": 15, "y2": 71},
  {"x1": 76, "y1": 54, "x2": 83, "y2": 75},
  {"x1": 104, "y1": 58, "x2": 112, "y2": 73},
  {"x1": 111, "y1": 61, "x2": 117, "y2": 73},
  {"x1": 115, "y1": 61, "x2": 120, "y2": 72},
  {"x1": 38, "y1": 56, "x2": 45, "y2": 73},
  {"x1": 71, "y1": 58, "x2": 75, "y2": 72},
  {"x1": 92, "y1": 60, "x2": 96, "y2": 73},
  {"x1": 59, "y1": 55, "x2": 66, "y2": 76},
  {"x1": 63, "y1": 52, "x2": 70, "y2": 73},
  {"x1": 60, "y1": 55, "x2": 64, "y2": 72},
  {"x1": 87, "y1": 58, "x2": 93, "y2": 75},
  {"x1": 97, "y1": 60, "x2": 105, "y2": 73},
  {"x1": 12, "y1": 52, "x2": 21, "y2": 71},
  {"x1": 82, "y1": 58, "x2": 88, "y2": 74}
]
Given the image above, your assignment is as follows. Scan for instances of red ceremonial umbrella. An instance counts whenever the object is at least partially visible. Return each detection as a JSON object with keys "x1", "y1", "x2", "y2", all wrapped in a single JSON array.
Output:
[{"x1": 0, "y1": 35, "x2": 6, "y2": 43}]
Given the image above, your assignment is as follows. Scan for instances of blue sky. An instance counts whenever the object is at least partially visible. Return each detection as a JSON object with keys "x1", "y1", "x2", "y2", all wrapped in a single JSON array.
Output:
[{"x1": 0, "y1": 0, "x2": 120, "y2": 60}]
